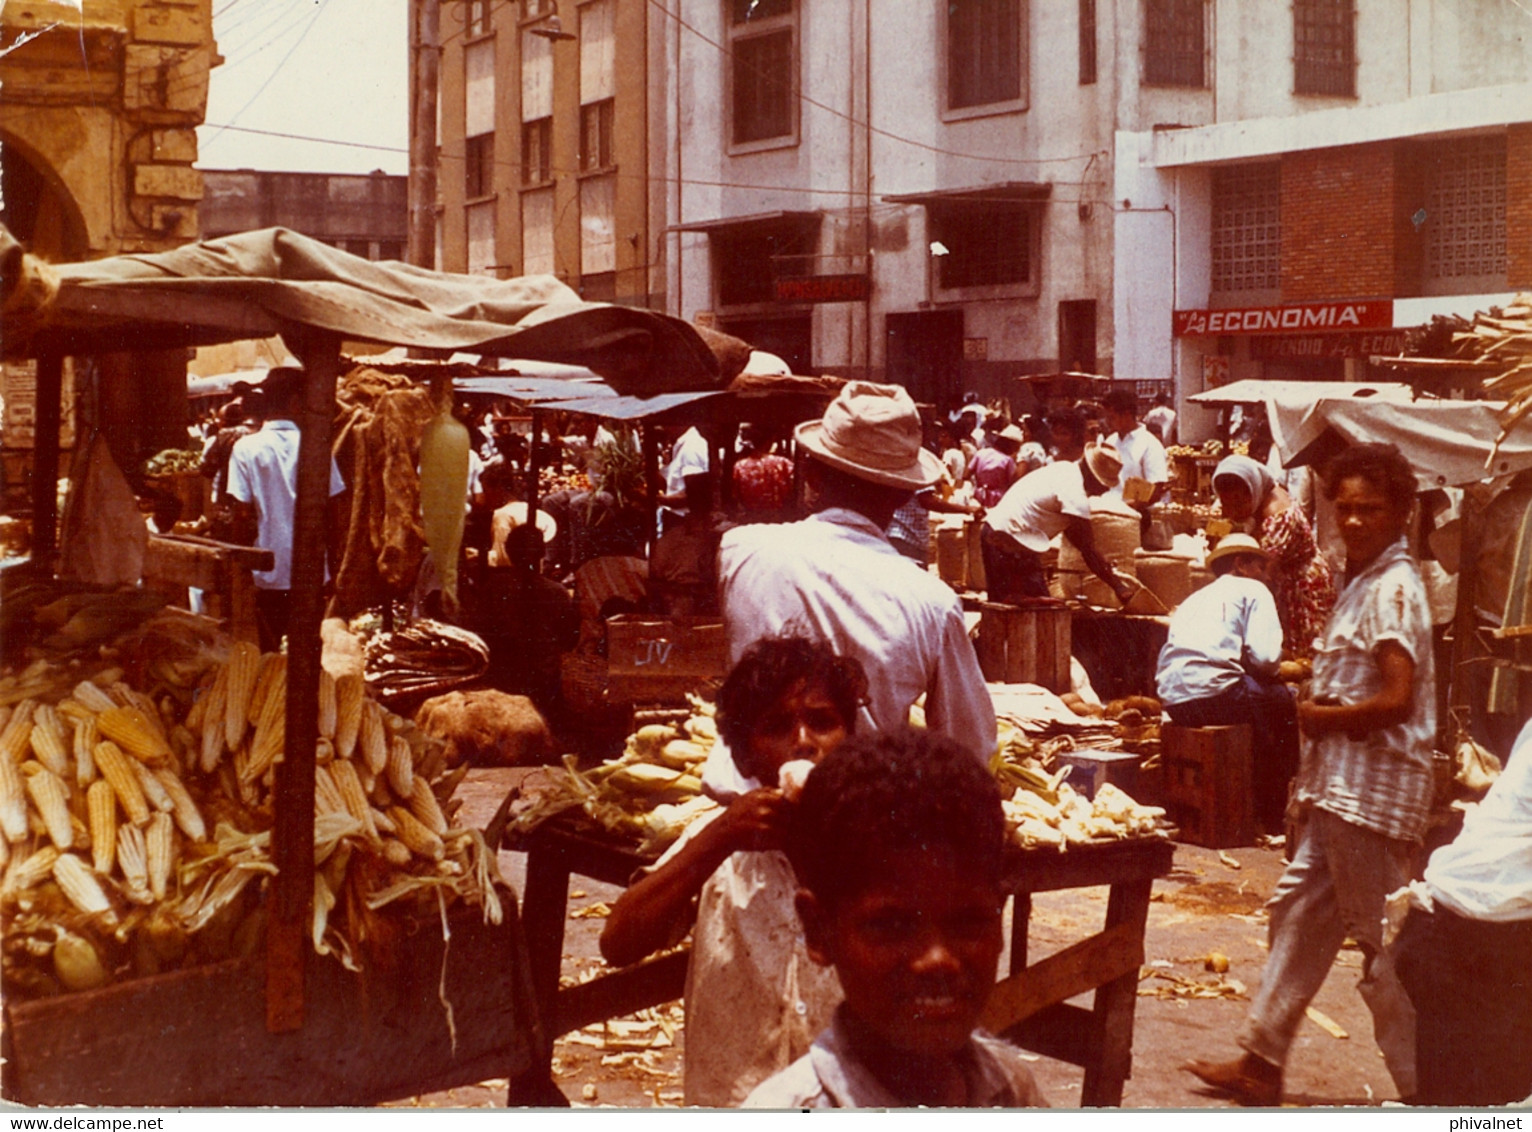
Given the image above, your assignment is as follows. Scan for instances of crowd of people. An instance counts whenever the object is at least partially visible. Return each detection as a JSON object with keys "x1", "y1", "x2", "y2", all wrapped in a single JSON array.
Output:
[{"x1": 186, "y1": 368, "x2": 1530, "y2": 1109}]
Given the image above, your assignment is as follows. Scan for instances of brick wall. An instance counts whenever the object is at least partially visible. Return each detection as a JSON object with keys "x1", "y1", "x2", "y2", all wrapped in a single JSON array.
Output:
[
  {"x1": 1280, "y1": 144, "x2": 1396, "y2": 301},
  {"x1": 1508, "y1": 124, "x2": 1532, "y2": 290}
]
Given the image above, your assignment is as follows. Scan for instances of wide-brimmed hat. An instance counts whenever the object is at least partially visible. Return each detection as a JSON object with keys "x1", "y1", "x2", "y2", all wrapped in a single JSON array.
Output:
[
  {"x1": 1206, "y1": 532, "x2": 1267, "y2": 570},
  {"x1": 794, "y1": 381, "x2": 944, "y2": 490},
  {"x1": 1082, "y1": 442, "x2": 1123, "y2": 488},
  {"x1": 998, "y1": 425, "x2": 1025, "y2": 444}
]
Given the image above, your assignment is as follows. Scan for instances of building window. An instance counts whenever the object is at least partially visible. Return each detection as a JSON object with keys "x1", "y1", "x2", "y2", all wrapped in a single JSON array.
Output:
[
  {"x1": 946, "y1": 0, "x2": 1024, "y2": 111},
  {"x1": 1294, "y1": 0, "x2": 1355, "y2": 97},
  {"x1": 521, "y1": 118, "x2": 551, "y2": 186},
  {"x1": 465, "y1": 133, "x2": 495, "y2": 199},
  {"x1": 467, "y1": 199, "x2": 496, "y2": 275},
  {"x1": 1079, "y1": 0, "x2": 1097, "y2": 85},
  {"x1": 712, "y1": 218, "x2": 817, "y2": 308},
  {"x1": 580, "y1": 99, "x2": 615, "y2": 172},
  {"x1": 930, "y1": 203, "x2": 1035, "y2": 291},
  {"x1": 1144, "y1": 0, "x2": 1206, "y2": 88},
  {"x1": 522, "y1": 187, "x2": 555, "y2": 276},
  {"x1": 1210, "y1": 163, "x2": 1280, "y2": 295},
  {"x1": 467, "y1": 0, "x2": 491, "y2": 37},
  {"x1": 728, "y1": 0, "x2": 796, "y2": 148},
  {"x1": 1424, "y1": 135, "x2": 1507, "y2": 289}
]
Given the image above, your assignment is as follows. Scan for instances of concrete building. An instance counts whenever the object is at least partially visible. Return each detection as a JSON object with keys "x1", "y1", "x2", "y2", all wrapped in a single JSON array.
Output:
[
  {"x1": 1112, "y1": 2, "x2": 1532, "y2": 439},
  {"x1": 0, "y1": 0, "x2": 218, "y2": 259},
  {"x1": 200, "y1": 169, "x2": 408, "y2": 260},
  {"x1": 431, "y1": 0, "x2": 667, "y2": 307},
  {"x1": 659, "y1": 1, "x2": 1531, "y2": 419}
]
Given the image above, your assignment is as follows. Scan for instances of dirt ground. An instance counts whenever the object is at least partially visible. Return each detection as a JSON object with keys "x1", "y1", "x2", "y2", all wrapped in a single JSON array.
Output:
[{"x1": 391, "y1": 768, "x2": 1408, "y2": 1111}]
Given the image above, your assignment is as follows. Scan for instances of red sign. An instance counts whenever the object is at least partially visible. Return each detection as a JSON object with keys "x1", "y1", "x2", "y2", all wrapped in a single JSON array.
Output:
[
  {"x1": 1250, "y1": 330, "x2": 1409, "y2": 361},
  {"x1": 1174, "y1": 300, "x2": 1393, "y2": 337},
  {"x1": 775, "y1": 274, "x2": 870, "y2": 304}
]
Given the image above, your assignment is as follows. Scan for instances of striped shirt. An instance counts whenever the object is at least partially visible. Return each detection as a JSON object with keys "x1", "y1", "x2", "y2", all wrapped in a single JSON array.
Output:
[{"x1": 1296, "y1": 537, "x2": 1436, "y2": 842}]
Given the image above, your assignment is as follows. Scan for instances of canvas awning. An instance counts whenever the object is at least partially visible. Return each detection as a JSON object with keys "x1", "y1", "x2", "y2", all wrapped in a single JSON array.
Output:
[{"x1": 1189, "y1": 379, "x2": 1416, "y2": 405}]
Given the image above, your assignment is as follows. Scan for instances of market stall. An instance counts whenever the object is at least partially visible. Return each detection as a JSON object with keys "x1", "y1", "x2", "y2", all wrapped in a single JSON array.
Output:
[{"x1": 0, "y1": 225, "x2": 739, "y2": 1105}]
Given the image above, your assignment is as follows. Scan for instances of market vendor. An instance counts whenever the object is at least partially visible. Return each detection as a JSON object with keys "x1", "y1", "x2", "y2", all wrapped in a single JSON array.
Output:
[
  {"x1": 225, "y1": 368, "x2": 346, "y2": 651},
  {"x1": 1213, "y1": 454, "x2": 1335, "y2": 658},
  {"x1": 1103, "y1": 387, "x2": 1169, "y2": 532},
  {"x1": 980, "y1": 408, "x2": 1134, "y2": 606},
  {"x1": 1391, "y1": 716, "x2": 1532, "y2": 1106},
  {"x1": 649, "y1": 472, "x2": 733, "y2": 616},
  {"x1": 657, "y1": 423, "x2": 711, "y2": 534},
  {"x1": 1188, "y1": 443, "x2": 1432, "y2": 1107},
  {"x1": 717, "y1": 381, "x2": 995, "y2": 764},
  {"x1": 600, "y1": 636, "x2": 867, "y2": 1106},
  {"x1": 478, "y1": 524, "x2": 579, "y2": 713},
  {"x1": 1155, "y1": 533, "x2": 1296, "y2": 834},
  {"x1": 967, "y1": 424, "x2": 1023, "y2": 508}
]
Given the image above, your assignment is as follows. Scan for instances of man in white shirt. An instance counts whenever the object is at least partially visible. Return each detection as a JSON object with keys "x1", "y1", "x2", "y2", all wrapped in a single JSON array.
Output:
[
  {"x1": 1144, "y1": 391, "x2": 1177, "y2": 445},
  {"x1": 1104, "y1": 388, "x2": 1169, "y2": 529},
  {"x1": 981, "y1": 408, "x2": 1133, "y2": 606},
  {"x1": 1156, "y1": 534, "x2": 1297, "y2": 833},
  {"x1": 657, "y1": 424, "x2": 710, "y2": 534},
  {"x1": 226, "y1": 368, "x2": 347, "y2": 651},
  {"x1": 717, "y1": 382, "x2": 995, "y2": 763}
]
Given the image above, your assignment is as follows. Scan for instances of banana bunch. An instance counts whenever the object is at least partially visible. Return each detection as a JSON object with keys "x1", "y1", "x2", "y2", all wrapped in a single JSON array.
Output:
[
  {"x1": 999, "y1": 776, "x2": 1168, "y2": 853},
  {"x1": 0, "y1": 641, "x2": 501, "y2": 1000}
]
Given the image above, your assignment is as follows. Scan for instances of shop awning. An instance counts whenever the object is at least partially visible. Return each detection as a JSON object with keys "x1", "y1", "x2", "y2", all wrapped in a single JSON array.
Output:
[
  {"x1": 669, "y1": 210, "x2": 821, "y2": 234},
  {"x1": 882, "y1": 182, "x2": 1052, "y2": 206},
  {"x1": 1190, "y1": 380, "x2": 1416, "y2": 406}
]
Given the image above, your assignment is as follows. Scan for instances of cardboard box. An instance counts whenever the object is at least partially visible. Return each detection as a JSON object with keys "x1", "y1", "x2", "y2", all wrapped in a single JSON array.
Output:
[{"x1": 605, "y1": 615, "x2": 726, "y2": 703}]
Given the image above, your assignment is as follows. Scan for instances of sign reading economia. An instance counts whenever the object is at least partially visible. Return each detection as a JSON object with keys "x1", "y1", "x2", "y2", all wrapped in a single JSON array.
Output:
[
  {"x1": 1174, "y1": 300, "x2": 1394, "y2": 337},
  {"x1": 774, "y1": 274, "x2": 870, "y2": 303}
]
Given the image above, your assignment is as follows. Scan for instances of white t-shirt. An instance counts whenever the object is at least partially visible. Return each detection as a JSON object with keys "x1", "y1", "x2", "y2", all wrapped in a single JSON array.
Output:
[
  {"x1": 984, "y1": 460, "x2": 1091, "y2": 554},
  {"x1": 227, "y1": 420, "x2": 346, "y2": 590},
  {"x1": 1111, "y1": 424, "x2": 1169, "y2": 489}
]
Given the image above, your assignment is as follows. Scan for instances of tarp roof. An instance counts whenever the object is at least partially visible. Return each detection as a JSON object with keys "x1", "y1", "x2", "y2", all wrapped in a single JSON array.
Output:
[
  {"x1": 1190, "y1": 380, "x2": 1417, "y2": 405},
  {"x1": 451, "y1": 374, "x2": 727, "y2": 421},
  {"x1": 1, "y1": 227, "x2": 732, "y2": 396}
]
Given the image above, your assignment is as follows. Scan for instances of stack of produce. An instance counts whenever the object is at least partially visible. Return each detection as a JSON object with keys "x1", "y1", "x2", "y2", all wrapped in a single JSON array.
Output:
[
  {"x1": 142, "y1": 448, "x2": 203, "y2": 476},
  {"x1": 354, "y1": 615, "x2": 490, "y2": 708},
  {"x1": 0, "y1": 632, "x2": 502, "y2": 1000},
  {"x1": 506, "y1": 697, "x2": 721, "y2": 855}
]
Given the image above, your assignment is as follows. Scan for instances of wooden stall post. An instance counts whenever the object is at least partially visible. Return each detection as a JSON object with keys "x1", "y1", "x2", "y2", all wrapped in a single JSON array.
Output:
[
  {"x1": 525, "y1": 408, "x2": 543, "y2": 519},
  {"x1": 641, "y1": 423, "x2": 660, "y2": 549},
  {"x1": 265, "y1": 330, "x2": 341, "y2": 1032},
  {"x1": 29, "y1": 350, "x2": 64, "y2": 567}
]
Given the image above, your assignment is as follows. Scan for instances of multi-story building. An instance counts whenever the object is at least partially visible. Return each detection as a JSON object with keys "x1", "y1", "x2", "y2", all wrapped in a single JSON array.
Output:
[
  {"x1": 657, "y1": 1, "x2": 1532, "y2": 417},
  {"x1": 431, "y1": 0, "x2": 666, "y2": 308},
  {"x1": 1114, "y1": 2, "x2": 1532, "y2": 437},
  {"x1": 200, "y1": 169, "x2": 408, "y2": 261}
]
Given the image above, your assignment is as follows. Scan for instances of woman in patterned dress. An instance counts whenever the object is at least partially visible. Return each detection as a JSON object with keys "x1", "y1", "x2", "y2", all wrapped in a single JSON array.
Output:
[{"x1": 1213, "y1": 454, "x2": 1336, "y2": 658}]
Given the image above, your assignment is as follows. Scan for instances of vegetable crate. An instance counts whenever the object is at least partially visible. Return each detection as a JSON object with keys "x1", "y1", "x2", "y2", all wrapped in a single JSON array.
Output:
[
  {"x1": 1, "y1": 894, "x2": 540, "y2": 1107},
  {"x1": 1159, "y1": 723, "x2": 1255, "y2": 849}
]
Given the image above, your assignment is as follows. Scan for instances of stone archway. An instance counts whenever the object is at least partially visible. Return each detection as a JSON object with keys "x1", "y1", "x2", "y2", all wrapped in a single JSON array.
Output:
[{"x1": 0, "y1": 133, "x2": 90, "y2": 260}]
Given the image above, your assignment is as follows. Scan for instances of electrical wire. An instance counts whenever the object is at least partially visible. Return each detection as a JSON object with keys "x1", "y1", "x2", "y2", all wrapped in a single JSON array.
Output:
[{"x1": 205, "y1": 0, "x2": 335, "y2": 149}]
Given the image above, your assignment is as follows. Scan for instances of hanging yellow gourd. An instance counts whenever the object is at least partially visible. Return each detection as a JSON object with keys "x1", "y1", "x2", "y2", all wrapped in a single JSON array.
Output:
[{"x1": 418, "y1": 377, "x2": 470, "y2": 615}]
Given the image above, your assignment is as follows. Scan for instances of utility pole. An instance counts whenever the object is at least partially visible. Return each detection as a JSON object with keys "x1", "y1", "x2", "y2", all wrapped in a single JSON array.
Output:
[{"x1": 408, "y1": 0, "x2": 440, "y2": 268}]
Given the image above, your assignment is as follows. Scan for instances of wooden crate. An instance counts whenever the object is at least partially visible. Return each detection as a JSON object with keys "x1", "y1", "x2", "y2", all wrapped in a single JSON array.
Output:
[
  {"x1": 1, "y1": 896, "x2": 539, "y2": 1107},
  {"x1": 974, "y1": 603, "x2": 1071, "y2": 691},
  {"x1": 1160, "y1": 723, "x2": 1255, "y2": 849},
  {"x1": 605, "y1": 615, "x2": 726, "y2": 703}
]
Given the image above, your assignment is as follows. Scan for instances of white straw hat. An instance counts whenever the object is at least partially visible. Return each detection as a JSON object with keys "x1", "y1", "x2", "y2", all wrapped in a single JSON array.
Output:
[
  {"x1": 794, "y1": 381, "x2": 944, "y2": 490},
  {"x1": 1083, "y1": 441, "x2": 1123, "y2": 488},
  {"x1": 1206, "y1": 532, "x2": 1268, "y2": 570}
]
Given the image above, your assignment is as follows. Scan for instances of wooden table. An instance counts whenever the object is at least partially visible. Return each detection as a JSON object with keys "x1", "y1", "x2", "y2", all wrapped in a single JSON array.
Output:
[{"x1": 511, "y1": 816, "x2": 1173, "y2": 1108}]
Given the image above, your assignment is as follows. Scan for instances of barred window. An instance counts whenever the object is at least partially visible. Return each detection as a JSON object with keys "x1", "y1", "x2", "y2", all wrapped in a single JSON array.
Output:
[
  {"x1": 1425, "y1": 135, "x2": 1507, "y2": 286},
  {"x1": 520, "y1": 118, "x2": 551, "y2": 186},
  {"x1": 1144, "y1": 0, "x2": 1206, "y2": 88},
  {"x1": 728, "y1": 0, "x2": 797, "y2": 147},
  {"x1": 1210, "y1": 164, "x2": 1280, "y2": 295},
  {"x1": 1294, "y1": 0, "x2": 1355, "y2": 97},
  {"x1": 465, "y1": 133, "x2": 495, "y2": 200},
  {"x1": 931, "y1": 203, "x2": 1035, "y2": 291},
  {"x1": 947, "y1": 0, "x2": 1024, "y2": 111}
]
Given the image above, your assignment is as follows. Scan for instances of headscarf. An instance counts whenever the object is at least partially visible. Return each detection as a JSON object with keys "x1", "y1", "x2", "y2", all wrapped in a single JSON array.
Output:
[{"x1": 1212, "y1": 454, "x2": 1274, "y2": 506}]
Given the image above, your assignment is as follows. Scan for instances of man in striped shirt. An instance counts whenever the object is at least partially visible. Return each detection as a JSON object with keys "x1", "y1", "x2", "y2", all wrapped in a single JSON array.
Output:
[{"x1": 1187, "y1": 443, "x2": 1433, "y2": 1107}]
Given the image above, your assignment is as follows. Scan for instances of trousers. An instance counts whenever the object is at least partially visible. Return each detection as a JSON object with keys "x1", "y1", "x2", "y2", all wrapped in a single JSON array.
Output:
[
  {"x1": 980, "y1": 526, "x2": 1049, "y2": 603},
  {"x1": 1238, "y1": 808, "x2": 1417, "y2": 1097}
]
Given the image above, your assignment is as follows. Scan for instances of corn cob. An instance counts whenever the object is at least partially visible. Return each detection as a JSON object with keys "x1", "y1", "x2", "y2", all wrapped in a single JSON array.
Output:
[
  {"x1": 0, "y1": 746, "x2": 30, "y2": 842},
  {"x1": 0, "y1": 714, "x2": 33, "y2": 766},
  {"x1": 183, "y1": 679, "x2": 210, "y2": 735},
  {"x1": 56, "y1": 698, "x2": 92, "y2": 726},
  {"x1": 329, "y1": 758, "x2": 379, "y2": 841},
  {"x1": 372, "y1": 807, "x2": 398, "y2": 835},
  {"x1": 27, "y1": 706, "x2": 70, "y2": 778},
  {"x1": 132, "y1": 760, "x2": 174, "y2": 814},
  {"x1": 312, "y1": 763, "x2": 347, "y2": 818},
  {"x1": 116, "y1": 824, "x2": 152, "y2": 904},
  {"x1": 111, "y1": 684, "x2": 166, "y2": 736},
  {"x1": 407, "y1": 774, "x2": 449, "y2": 836},
  {"x1": 224, "y1": 641, "x2": 261, "y2": 751},
  {"x1": 26, "y1": 769, "x2": 73, "y2": 850},
  {"x1": 318, "y1": 669, "x2": 338, "y2": 741},
  {"x1": 145, "y1": 812, "x2": 175, "y2": 902},
  {"x1": 315, "y1": 737, "x2": 334, "y2": 765},
  {"x1": 0, "y1": 829, "x2": 9, "y2": 871},
  {"x1": 72, "y1": 714, "x2": 98, "y2": 788},
  {"x1": 153, "y1": 767, "x2": 206, "y2": 842},
  {"x1": 52, "y1": 853, "x2": 117, "y2": 922},
  {"x1": 87, "y1": 779, "x2": 117, "y2": 875},
  {"x1": 98, "y1": 706, "x2": 173, "y2": 765},
  {"x1": 244, "y1": 679, "x2": 286, "y2": 784},
  {"x1": 386, "y1": 735, "x2": 414, "y2": 799},
  {"x1": 247, "y1": 652, "x2": 286, "y2": 726},
  {"x1": 199, "y1": 663, "x2": 229, "y2": 773},
  {"x1": 389, "y1": 805, "x2": 445, "y2": 861},
  {"x1": 94, "y1": 740, "x2": 151, "y2": 825},
  {"x1": 381, "y1": 838, "x2": 413, "y2": 867},
  {"x1": 3, "y1": 845, "x2": 59, "y2": 895},
  {"x1": 334, "y1": 673, "x2": 364, "y2": 761},
  {"x1": 71, "y1": 681, "x2": 115, "y2": 714},
  {"x1": 359, "y1": 699, "x2": 388, "y2": 776}
]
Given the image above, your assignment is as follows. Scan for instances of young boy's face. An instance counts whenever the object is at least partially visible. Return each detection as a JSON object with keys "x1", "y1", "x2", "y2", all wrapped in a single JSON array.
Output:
[
  {"x1": 739, "y1": 679, "x2": 849, "y2": 783},
  {"x1": 800, "y1": 845, "x2": 1003, "y2": 1056}
]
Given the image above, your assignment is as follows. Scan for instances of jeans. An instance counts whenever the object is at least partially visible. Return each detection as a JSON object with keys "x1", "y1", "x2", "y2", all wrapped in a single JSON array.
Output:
[
  {"x1": 1238, "y1": 808, "x2": 1417, "y2": 1096},
  {"x1": 1165, "y1": 676, "x2": 1298, "y2": 833}
]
